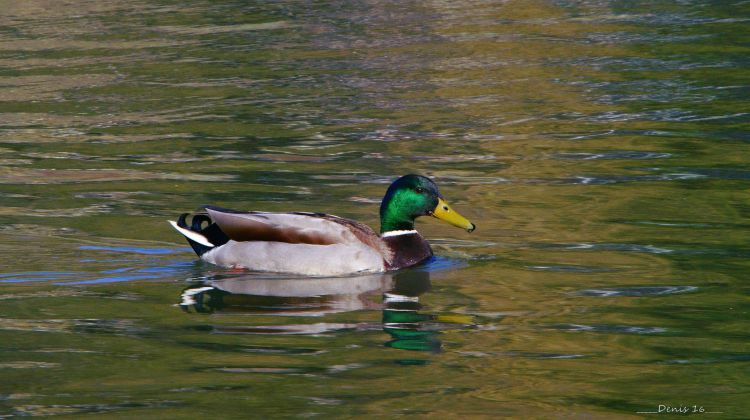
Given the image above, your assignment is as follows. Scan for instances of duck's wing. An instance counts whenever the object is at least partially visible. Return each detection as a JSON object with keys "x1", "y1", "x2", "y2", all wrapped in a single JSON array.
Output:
[{"x1": 204, "y1": 206, "x2": 382, "y2": 248}]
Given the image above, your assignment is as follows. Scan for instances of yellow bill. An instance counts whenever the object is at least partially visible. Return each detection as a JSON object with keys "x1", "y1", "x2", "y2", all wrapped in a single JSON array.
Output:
[{"x1": 431, "y1": 198, "x2": 475, "y2": 232}]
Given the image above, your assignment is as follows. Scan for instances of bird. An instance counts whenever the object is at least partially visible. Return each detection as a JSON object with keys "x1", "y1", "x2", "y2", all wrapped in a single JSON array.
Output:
[{"x1": 169, "y1": 174, "x2": 475, "y2": 276}]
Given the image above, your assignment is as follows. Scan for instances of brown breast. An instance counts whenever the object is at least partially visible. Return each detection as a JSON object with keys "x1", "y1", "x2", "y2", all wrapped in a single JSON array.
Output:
[{"x1": 382, "y1": 233, "x2": 433, "y2": 270}]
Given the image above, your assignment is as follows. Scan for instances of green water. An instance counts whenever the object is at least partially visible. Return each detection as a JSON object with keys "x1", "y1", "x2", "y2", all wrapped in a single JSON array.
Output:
[{"x1": 1, "y1": 0, "x2": 749, "y2": 418}]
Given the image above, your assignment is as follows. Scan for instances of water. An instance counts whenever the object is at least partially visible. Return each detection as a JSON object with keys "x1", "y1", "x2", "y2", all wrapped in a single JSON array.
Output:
[{"x1": 1, "y1": 0, "x2": 748, "y2": 417}]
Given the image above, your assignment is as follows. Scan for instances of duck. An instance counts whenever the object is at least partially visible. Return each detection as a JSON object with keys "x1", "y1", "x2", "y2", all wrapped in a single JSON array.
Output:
[{"x1": 169, "y1": 174, "x2": 475, "y2": 276}]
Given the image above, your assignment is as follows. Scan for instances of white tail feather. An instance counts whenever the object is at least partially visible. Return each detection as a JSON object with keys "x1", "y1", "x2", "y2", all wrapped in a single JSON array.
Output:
[{"x1": 168, "y1": 220, "x2": 215, "y2": 247}]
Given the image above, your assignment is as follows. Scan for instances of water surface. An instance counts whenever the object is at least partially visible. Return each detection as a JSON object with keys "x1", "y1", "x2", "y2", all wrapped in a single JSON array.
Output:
[{"x1": 1, "y1": 0, "x2": 749, "y2": 418}]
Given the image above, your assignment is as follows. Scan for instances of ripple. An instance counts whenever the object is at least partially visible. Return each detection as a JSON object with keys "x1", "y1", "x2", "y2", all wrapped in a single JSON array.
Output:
[
  {"x1": 78, "y1": 245, "x2": 182, "y2": 255},
  {"x1": 0, "y1": 319, "x2": 67, "y2": 334},
  {"x1": 0, "y1": 168, "x2": 236, "y2": 184},
  {"x1": 569, "y1": 109, "x2": 748, "y2": 123},
  {"x1": 0, "y1": 74, "x2": 118, "y2": 101},
  {"x1": 347, "y1": 196, "x2": 381, "y2": 204},
  {"x1": 0, "y1": 38, "x2": 192, "y2": 52},
  {"x1": 54, "y1": 262, "x2": 192, "y2": 286},
  {"x1": 600, "y1": 166, "x2": 750, "y2": 183},
  {"x1": 305, "y1": 396, "x2": 343, "y2": 406},
  {"x1": 526, "y1": 265, "x2": 615, "y2": 273},
  {"x1": 69, "y1": 319, "x2": 148, "y2": 336},
  {"x1": 660, "y1": 354, "x2": 750, "y2": 365},
  {"x1": 326, "y1": 363, "x2": 367, "y2": 373},
  {"x1": 457, "y1": 350, "x2": 586, "y2": 359},
  {"x1": 531, "y1": 172, "x2": 707, "y2": 185},
  {"x1": 74, "y1": 191, "x2": 151, "y2": 200},
  {"x1": 409, "y1": 154, "x2": 498, "y2": 163},
  {"x1": 0, "y1": 204, "x2": 112, "y2": 217},
  {"x1": 156, "y1": 21, "x2": 292, "y2": 36},
  {"x1": 421, "y1": 256, "x2": 469, "y2": 272},
  {"x1": 433, "y1": 175, "x2": 510, "y2": 185},
  {"x1": 311, "y1": 173, "x2": 393, "y2": 185},
  {"x1": 584, "y1": 31, "x2": 711, "y2": 45},
  {"x1": 0, "y1": 318, "x2": 146, "y2": 336},
  {"x1": 0, "y1": 290, "x2": 89, "y2": 299},
  {"x1": 577, "y1": 286, "x2": 698, "y2": 297},
  {"x1": 0, "y1": 271, "x2": 80, "y2": 283},
  {"x1": 624, "y1": 220, "x2": 716, "y2": 228},
  {"x1": 569, "y1": 12, "x2": 750, "y2": 26},
  {"x1": 208, "y1": 322, "x2": 375, "y2": 335},
  {"x1": 430, "y1": 238, "x2": 495, "y2": 246},
  {"x1": 0, "y1": 127, "x2": 191, "y2": 144},
  {"x1": 179, "y1": 341, "x2": 325, "y2": 355},
  {"x1": 566, "y1": 79, "x2": 725, "y2": 105},
  {"x1": 0, "y1": 362, "x2": 60, "y2": 369},
  {"x1": 679, "y1": 167, "x2": 750, "y2": 181},
  {"x1": 561, "y1": 56, "x2": 738, "y2": 73},
  {"x1": 551, "y1": 324, "x2": 668, "y2": 335},
  {"x1": 7, "y1": 400, "x2": 181, "y2": 417},
  {"x1": 214, "y1": 367, "x2": 310, "y2": 374},
  {"x1": 549, "y1": 129, "x2": 616, "y2": 140},
  {"x1": 58, "y1": 274, "x2": 161, "y2": 285},
  {"x1": 253, "y1": 152, "x2": 339, "y2": 163},
  {"x1": 553, "y1": 151, "x2": 672, "y2": 160},
  {"x1": 537, "y1": 242, "x2": 674, "y2": 254},
  {"x1": 31, "y1": 348, "x2": 99, "y2": 354}
]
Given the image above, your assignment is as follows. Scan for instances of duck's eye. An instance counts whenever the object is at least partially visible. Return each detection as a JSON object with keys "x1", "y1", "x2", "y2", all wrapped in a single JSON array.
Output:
[{"x1": 415, "y1": 187, "x2": 425, "y2": 194}]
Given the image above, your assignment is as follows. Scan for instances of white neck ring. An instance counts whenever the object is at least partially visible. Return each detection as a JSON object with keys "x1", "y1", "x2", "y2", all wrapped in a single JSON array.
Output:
[{"x1": 381, "y1": 230, "x2": 418, "y2": 238}]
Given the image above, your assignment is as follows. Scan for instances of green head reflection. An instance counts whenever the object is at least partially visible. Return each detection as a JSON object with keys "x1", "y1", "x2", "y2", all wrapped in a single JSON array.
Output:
[{"x1": 382, "y1": 270, "x2": 441, "y2": 352}]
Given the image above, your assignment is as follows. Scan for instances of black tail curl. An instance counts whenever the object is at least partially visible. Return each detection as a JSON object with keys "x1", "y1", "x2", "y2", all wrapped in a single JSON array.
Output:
[{"x1": 177, "y1": 212, "x2": 230, "y2": 257}]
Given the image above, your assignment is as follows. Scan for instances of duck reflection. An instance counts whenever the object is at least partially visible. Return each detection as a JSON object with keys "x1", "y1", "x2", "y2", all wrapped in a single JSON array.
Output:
[
  {"x1": 179, "y1": 269, "x2": 472, "y2": 352},
  {"x1": 179, "y1": 272, "x2": 391, "y2": 316},
  {"x1": 381, "y1": 270, "x2": 441, "y2": 352}
]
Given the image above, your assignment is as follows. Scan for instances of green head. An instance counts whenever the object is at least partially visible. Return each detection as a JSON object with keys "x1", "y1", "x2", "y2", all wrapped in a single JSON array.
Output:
[{"x1": 379, "y1": 174, "x2": 475, "y2": 234}]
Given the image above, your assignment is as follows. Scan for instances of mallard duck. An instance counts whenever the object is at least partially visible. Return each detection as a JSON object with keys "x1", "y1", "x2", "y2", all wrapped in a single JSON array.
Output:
[{"x1": 169, "y1": 174, "x2": 475, "y2": 276}]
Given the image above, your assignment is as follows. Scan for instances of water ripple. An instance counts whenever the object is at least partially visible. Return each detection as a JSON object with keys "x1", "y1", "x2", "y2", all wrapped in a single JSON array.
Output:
[
  {"x1": 78, "y1": 245, "x2": 182, "y2": 255},
  {"x1": 551, "y1": 324, "x2": 668, "y2": 335},
  {"x1": 0, "y1": 362, "x2": 60, "y2": 369},
  {"x1": 566, "y1": 109, "x2": 748, "y2": 123},
  {"x1": 538, "y1": 172, "x2": 707, "y2": 185},
  {"x1": 6, "y1": 400, "x2": 181, "y2": 417},
  {"x1": 552, "y1": 151, "x2": 672, "y2": 160},
  {"x1": 660, "y1": 354, "x2": 750, "y2": 365},
  {"x1": 0, "y1": 318, "x2": 146, "y2": 336},
  {"x1": 0, "y1": 168, "x2": 236, "y2": 184},
  {"x1": 526, "y1": 265, "x2": 615, "y2": 273},
  {"x1": 577, "y1": 286, "x2": 698, "y2": 297},
  {"x1": 457, "y1": 350, "x2": 585, "y2": 360},
  {"x1": 155, "y1": 21, "x2": 293, "y2": 36},
  {"x1": 537, "y1": 242, "x2": 675, "y2": 254},
  {"x1": 0, "y1": 272, "x2": 79, "y2": 283}
]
